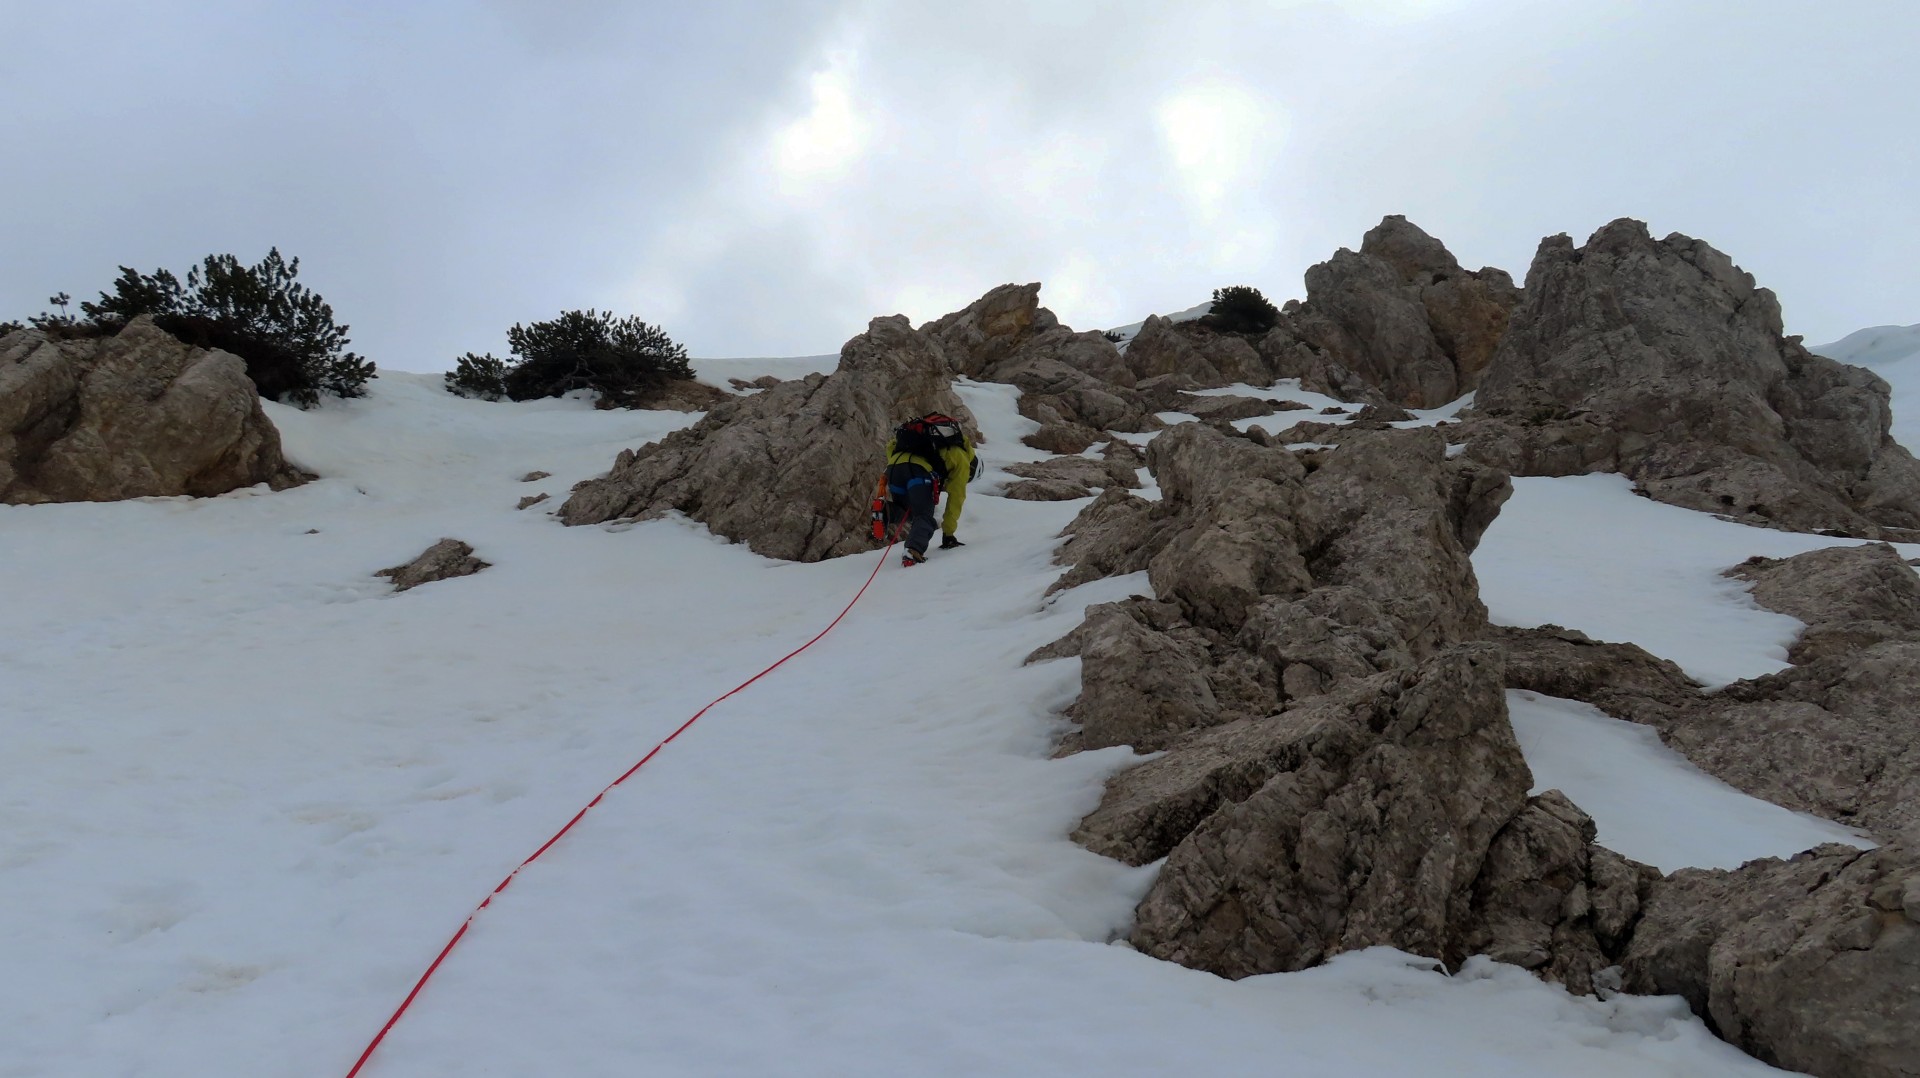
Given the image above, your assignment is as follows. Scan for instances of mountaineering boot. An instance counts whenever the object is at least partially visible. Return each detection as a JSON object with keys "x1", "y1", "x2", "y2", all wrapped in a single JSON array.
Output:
[
  {"x1": 940, "y1": 534, "x2": 964, "y2": 549},
  {"x1": 902, "y1": 548, "x2": 927, "y2": 567}
]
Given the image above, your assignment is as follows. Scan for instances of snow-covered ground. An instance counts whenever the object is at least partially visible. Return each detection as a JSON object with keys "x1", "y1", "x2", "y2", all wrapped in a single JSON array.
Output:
[{"x1": 3, "y1": 359, "x2": 1888, "y2": 1076}]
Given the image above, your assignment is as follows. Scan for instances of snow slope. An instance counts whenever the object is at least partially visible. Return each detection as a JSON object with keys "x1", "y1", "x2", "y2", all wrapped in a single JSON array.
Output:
[
  {"x1": 0, "y1": 371, "x2": 1829, "y2": 1077},
  {"x1": 1812, "y1": 323, "x2": 1920, "y2": 369}
]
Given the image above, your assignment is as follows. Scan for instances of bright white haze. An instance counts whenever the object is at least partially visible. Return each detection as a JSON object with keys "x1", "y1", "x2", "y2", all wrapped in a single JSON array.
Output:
[{"x1": 1, "y1": 0, "x2": 1915, "y2": 369}]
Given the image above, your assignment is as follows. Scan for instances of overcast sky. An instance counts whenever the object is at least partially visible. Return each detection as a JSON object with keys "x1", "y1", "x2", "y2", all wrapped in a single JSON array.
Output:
[{"x1": 3, "y1": 1, "x2": 1916, "y2": 371}]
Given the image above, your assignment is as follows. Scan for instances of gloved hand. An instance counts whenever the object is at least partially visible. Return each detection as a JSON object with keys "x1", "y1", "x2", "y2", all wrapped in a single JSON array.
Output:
[{"x1": 940, "y1": 533, "x2": 964, "y2": 549}]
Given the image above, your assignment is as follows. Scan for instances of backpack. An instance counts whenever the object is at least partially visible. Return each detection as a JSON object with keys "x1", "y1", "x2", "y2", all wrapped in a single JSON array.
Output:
[{"x1": 894, "y1": 413, "x2": 964, "y2": 476}]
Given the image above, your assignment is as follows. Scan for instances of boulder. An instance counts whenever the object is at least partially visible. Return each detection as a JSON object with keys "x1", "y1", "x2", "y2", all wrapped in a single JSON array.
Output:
[
  {"x1": 377, "y1": 539, "x2": 490, "y2": 592},
  {"x1": 1116, "y1": 647, "x2": 1539, "y2": 979},
  {"x1": 1623, "y1": 842, "x2": 1920, "y2": 1078},
  {"x1": 1120, "y1": 316, "x2": 1270, "y2": 387},
  {"x1": 637, "y1": 379, "x2": 732, "y2": 411},
  {"x1": 1021, "y1": 422, "x2": 1102, "y2": 455},
  {"x1": 1466, "y1": 790, "x2": 1659, "y2": 995},
  {"x1": 1173, "y1": 393, "x2": 1296, "y2": 423},
  {"x1": 1002, "y1": 478, "x2": 1094, "y2": 501},
  {"x1": 1463, "y1": 219, "x2": 1920, "y2": 540},
  {"x1": 1726, "y1": 543, "x2": 1920, "y2": 663},
  {"x1": 1283, "y1": 216, "x2": 1521, "y2": 408},
  {"x1": 558, "y1": 314, "x2": 970, "y2": 561},
  {"x1": 1049, "y1": 423, "x2": 1506, "y2": 653},
  {"x1": 1489, "y1": 624, "x2": 1701, "y2": 730},
  {"x1": 1, "y1": 317, "x2": 304, "y2": 503},
  {"x1": 1003, "y1": 454, "x2": 1140, "y2": 491},
  {"x1": 921, "y1": 284, "x2": 1163, "y2": 433}
]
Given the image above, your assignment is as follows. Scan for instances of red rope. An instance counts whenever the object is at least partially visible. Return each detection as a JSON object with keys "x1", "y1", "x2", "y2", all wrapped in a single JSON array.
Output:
[{"x1": 343, "y1": 538, "x2": 898, "y2": 1077}]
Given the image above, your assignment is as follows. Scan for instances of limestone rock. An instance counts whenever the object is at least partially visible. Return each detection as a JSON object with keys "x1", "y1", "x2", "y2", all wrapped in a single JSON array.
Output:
[
  {"x1": 558, "y1": 314, "x2": 970, "y2": 562},
  {"x1": 1002, "y1": 478, "x2": 1094, "y2": 501},
  {"x1": 1466, "y1": 790, "x2": 1660, "y2": 994},
  {"x1": 1464, "y1": 219, "x2": 1920, "y2": 540},
  {"x1": 637, "y1": 379, "x2": 731, "y2": 411},
  {"x1": 1285, "y1": 216, "x2": 1521, "y2": 408},
  {"x1": 1021, "y1": 422, "x2": 1102, "y2": 455},
  {"x1": 1489, "y1": 624, "x2": 1701, "y2": 730},
  {"x1": 1491, "y1": 544, "x2": 1920, "y2": 840},
  {"x1": 1, "y1": 317, "x2": 304, "y2": 503},
  {"x1": 1726, "y1": 543, "x2": 1920, "y2": 663},
  {"x1": 1121, "y1": 316, "x2": 1269, "y2": 387},
  {"x1": 1123, "y1": 647, "x2": 1534, "y2": 978},
  {"x1": 377, "y1": 539, "x2": 490, "y2": 592},
  {"x1": 1255, "y1": 325, "x2": 1397, "y2": 407},
  {"x1": 921, "y1": 284, "x2": 1162, "y2": 433},
  {"x1": 1703, "y1": 643, "x2": 1920, "y2": 838},
  {"x1": 520, "y1": 470, "x2": 551, "y2": 482},
  {"x1": 517, "y1": 492, "x2": 550, "y2": 510},
  {"x1": 1174, "y1": 393, "x2": 1297, "y2": 423},
  {"x1": 1071, "y1": 600, "x2": 1225, "y2": 751},
  {"x1": 1003, "y1": 453, "x2": 1140, "y2": 491},
  {"x1": 1623, "y1": 843, "x2": 1920, "y2": 1078}
]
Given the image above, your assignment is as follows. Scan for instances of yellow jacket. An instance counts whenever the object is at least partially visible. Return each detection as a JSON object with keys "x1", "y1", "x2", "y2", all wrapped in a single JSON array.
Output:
[{"x1": 886, "y1": 436, "x2": 976, "y2": 536}]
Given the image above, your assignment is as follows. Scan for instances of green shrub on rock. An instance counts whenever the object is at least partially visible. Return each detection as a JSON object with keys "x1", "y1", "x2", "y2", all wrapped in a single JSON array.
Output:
[
  {"x1": 22, "y1": 249, "x2": 374, "y2": 407},
  {"x1": 455, "y1": 309, "x2": 694, "y2": 408},
  {"x1": 1208, "y1": 285, "x2": 1280, "y2": 335}
]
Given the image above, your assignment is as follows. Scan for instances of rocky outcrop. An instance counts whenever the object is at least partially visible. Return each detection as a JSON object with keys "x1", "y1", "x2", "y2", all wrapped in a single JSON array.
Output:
[
  {"x1": 638, "y1": 379, "x2": 732, "y2": 411},
  {"x1": 1623, "y1": 842, "x2": 1920, "y2": 1078},
  {"x1": 1, "y1": 317, "x2": 304, "y2": 503},
  {"x1": 920, "y1": 283, "x2": 1162, "y2": 433},
  {"x1": 1120, "y1": 315, "x2": 1268, "y2": 387},
  {"x1": 1274, "y1": 216, "x2": 1521, "y2": 408},
  {"x1": 1107, "y1": 648, "x2": 1537, "y2": 978},
  {"x1": 558, "y1": 314, "x2": 970, "y2": 561},
  {"x1": 1726, "y1": 543, "x2": 1920, "y2": 664},
  {"x1": 377, "y1": 539, "x2": 490, "y2": 592},
  {"x1": 1489, "y1": 624, "x2": 1702, "y2": 730},
  {"x1": 1003, "y1": 453, "x2": 1139, "y2": 492},
  {"x1": 1029, "y1": 422, "x2": 1667, "y2": 987},
  {"x1": 1461, "y1": 219, "x2": 1920, "y2": 540},
  {"x1": 1467, "y1": 790, "x2": 1659, "y2": 994}
]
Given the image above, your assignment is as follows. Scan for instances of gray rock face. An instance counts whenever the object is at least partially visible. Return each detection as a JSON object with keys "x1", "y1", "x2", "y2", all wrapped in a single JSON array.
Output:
[
  {"x1": 1111, "y1": 648, "x2": 1548, "y2": 979},
  {"x1": 1283, "y1": 216, "x2": 1521, "y2": 408},
  {"x1": 1002, "y1": 478, "x2": 1094, "y2": 501},
  {"x1": 1032, "y1": 422, "x2": 1654, "y2": 988},
  {"x1": 921, "y1": 283, "x2": 1162, "y2": 433},
  {"x1": 1021, "y1": 422, "x2": 1102, "y2": 455},
  {"x1": 1, "y1": 317, "x2": 304, "y2": 503},
  {"x1": 1490, "y1": 624, "x2": 1702, "y2": 730},
  {"x1": 377, "y1": 539, "x2": 490, "y2": 592},
  {"x1": 1468, "y1": 790, "x2": 1659, "y2": 994},
  {"x1": 1624, "y1": 843, "x2": 1920, "y2": 1078},
  {"x1": 1121, "y1": 316, "x2": 1269, "y2": 387},
  {"x1": 1464, "y1": 219, "x2": 1920, "y2": 540},
  {"x1": 1003, "y1": 453, "x2": 1139, "y2": 491},
  {"x1": 1727, "y1": 543, "x2": 1920, "y2": 663},
  {"x1": 558, "y1": 314, "x2": 971, "y2": 561}
]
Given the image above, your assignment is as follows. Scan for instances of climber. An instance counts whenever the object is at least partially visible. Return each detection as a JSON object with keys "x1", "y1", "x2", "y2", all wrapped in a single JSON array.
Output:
[{"x1": 883, "y1": 413, "x2": 979, "y2": 567}]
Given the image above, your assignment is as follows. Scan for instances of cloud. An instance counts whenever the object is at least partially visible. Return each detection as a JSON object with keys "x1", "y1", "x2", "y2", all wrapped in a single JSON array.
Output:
[{"x1": 3, "y1": 0, "x2": 1916, "y2": 369}]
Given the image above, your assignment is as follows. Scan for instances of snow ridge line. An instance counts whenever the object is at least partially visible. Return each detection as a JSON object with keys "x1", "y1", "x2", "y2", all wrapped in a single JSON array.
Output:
[{"x1": 343, "y1": 535, "x2": 899, "y2": 1077}]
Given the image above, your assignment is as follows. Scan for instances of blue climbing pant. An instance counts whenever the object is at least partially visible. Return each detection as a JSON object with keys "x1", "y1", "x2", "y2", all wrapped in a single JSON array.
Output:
[{"x1": 886, "y1": 462, "x2": 938, "y2": 555}]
